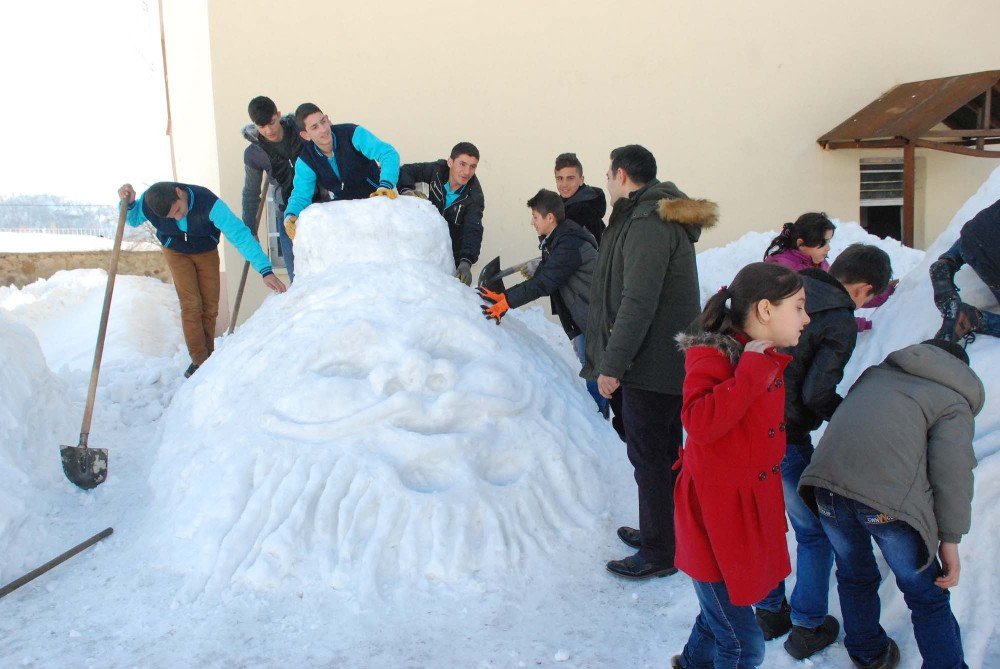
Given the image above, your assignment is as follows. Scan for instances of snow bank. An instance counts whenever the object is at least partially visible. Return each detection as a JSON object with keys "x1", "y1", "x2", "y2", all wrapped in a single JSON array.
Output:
[
  {"x1": 146, "y1": 197, "x2": 615, "y2": 599},
  {"x1": 0, "y1": 269, "x2": 184, "y2": 372},
  {"x1": 0, "y1": 316, "x2": 74, "y2": 583},
  {"x1": 0, "y1": 230, "x2": 160, "y2": 253},
  {"x1": 696, "y1": 221, "x2": 924, "y2": 306}
]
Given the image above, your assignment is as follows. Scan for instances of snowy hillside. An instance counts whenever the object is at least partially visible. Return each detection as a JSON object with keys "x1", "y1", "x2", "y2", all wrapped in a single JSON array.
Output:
[{"x1": 0, "y1": 179, "x2": 997, "y2": 667}]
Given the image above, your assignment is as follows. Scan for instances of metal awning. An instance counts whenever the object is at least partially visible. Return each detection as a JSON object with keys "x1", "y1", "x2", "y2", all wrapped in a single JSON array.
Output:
[{"x1": 817, "y1": 71, "x2": 1000, "y2": 247}]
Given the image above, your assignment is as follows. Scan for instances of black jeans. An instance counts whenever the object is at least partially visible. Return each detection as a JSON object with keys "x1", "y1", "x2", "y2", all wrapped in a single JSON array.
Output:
[{"x1": 621, "y1": 386, "x2": 683, "y2": 564}]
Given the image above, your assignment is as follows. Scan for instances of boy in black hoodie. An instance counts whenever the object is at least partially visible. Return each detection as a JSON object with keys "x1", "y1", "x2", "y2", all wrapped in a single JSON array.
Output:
[{"x1": 754, "y1": 244, "x2": 892, "y2": 660}]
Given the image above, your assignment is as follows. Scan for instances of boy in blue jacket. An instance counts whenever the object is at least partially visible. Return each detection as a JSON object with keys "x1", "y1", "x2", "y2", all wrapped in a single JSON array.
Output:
[
  {"x1": 117, "y1": 182, "x2": 285, "y2": 377},
  {"x1": 282, "y1": 103, "x2": 400, "y2": 240}
]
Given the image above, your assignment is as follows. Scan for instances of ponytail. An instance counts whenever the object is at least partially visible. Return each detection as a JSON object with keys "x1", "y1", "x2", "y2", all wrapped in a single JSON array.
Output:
[
  {"x1": 763, "y1": 212, "x2": 835, "y2": 260},
  {"x1": 692, "y1": 263, "x2": 803, "y2": 336}
]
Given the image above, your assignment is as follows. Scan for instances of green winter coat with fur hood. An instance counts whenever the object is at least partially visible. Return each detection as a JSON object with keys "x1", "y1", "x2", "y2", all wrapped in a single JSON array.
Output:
[
  {"x1": 581, "y1": 179, "x2": 718, "y2": 395},
  {"x1": 799, "y1": 343, "x2": 985, "y2": 569}
]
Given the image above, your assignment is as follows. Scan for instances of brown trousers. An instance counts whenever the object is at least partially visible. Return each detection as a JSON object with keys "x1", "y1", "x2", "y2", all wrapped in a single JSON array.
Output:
[{"x1": 162, "y1": 247, "x2": 220, "y2": 365}]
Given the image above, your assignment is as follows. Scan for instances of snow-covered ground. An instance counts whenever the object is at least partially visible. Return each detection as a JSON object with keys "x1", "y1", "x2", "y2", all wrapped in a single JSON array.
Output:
[
  {"x1": 0, "y1": 231, "x2": 160, "y2": 253},
  {"x1": 0, "y1": 177, "x2": 997, "y2": 667}
]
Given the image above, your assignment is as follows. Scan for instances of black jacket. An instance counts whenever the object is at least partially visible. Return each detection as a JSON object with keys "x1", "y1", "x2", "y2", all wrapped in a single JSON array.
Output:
[
  {"x1": 782, "y1": 269, "x2": 859, "y2": 447},
  {"x1": 240, "y1": 115, "x2": 302, "y2": 227},
  {"x1": 959, "y1": 197, "x2": 1000, "y2": 289},
  {"x1": 398, "y1": 160, "x2": 485, "y2": 265},
  {"x1": 562, "y1": 184, "x2": 607, "y2": 244},
  {"x1": 505, "y1": 219, "x2": 598, "y2": 339}
]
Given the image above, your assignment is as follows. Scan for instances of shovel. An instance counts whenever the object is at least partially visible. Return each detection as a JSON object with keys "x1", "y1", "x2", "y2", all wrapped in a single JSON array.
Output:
[
  {"x1": 476, "y1": 255, "x2": 541, "y2": 294},
  {"x1": 60, "y1": 199, "x2": 129, "y2": 489},
  {"x1": 227, "y1": 172, "x2": 270, "y2": 334}
]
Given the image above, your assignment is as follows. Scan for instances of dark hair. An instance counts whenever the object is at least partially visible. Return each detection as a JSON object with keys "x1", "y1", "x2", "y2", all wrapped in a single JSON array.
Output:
[
  {"x1": 248, "y1": 96, "x2": 277, "y2": 126},
  {"x1": 145, "y1": 182, "x2": 181, "y2": 217},
  {"x1": 554, "y1": 152, "x2": 583, "y2": 174},
  {"x1": 829, "y1": 243, "x2": 892, "y2": 295},
  {"x1": 920, "y1": 338, "x2": 970, "y2": 365},
  {"x1": 450, "y1": 142, "x2": 479, "y2": 160},
  {"x1": 693, "y1": 262, "x2": 803, "y2": 335},
  {"x1": 294, "y1": 102, "x2": 323, "y2": 130},
  {"x1": 609, "y1": 145, "x2": 656, "y2": 185},
  {"x1": 763, "y1": 212, "x2": 836, "y2": 259},
  {"x1": 526, "y1": 189, "x2": 565, "y2": 223}
]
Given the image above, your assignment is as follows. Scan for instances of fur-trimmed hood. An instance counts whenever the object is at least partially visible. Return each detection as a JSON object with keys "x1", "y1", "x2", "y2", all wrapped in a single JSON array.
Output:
[
  {"x1": 658, "y1": 197, "x2": 719, "y2": 229},
  {"x1": 675, "y1": 331, "x2": 744, "y2": 366}
]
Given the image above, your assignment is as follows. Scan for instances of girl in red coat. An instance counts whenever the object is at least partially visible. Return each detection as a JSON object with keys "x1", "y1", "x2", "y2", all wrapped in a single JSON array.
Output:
[{"x1": 671, "y1": 262, "x2": 810, "y2": 669}]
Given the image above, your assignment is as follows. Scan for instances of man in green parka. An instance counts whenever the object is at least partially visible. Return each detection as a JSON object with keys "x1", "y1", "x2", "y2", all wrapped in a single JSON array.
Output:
[{"x1": 582, "y1": 144, "x2": 718, "y2": 579}]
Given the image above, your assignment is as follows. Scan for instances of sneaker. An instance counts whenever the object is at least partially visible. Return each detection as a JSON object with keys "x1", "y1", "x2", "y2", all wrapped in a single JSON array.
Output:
[
  {"x1": 851, "y1": 638, "x2": 900, "y2": 669},
  {"x1": 616, "y1": 526, "x2": 642, "y2": 549},
  {"x1": 784, "y1": 615, "x2": 840, "y2": 660},
  {"x1": 935, "y1": 302, "x2": 982, "y2": 344},
  {"x1": 605, "y1": 552, "x2": 677, "y2": 579},
  {"x1": 754, "y1": 598, "x2": 792, "y2": 640},
  {"x1": 184, "y1": 363, "x2": 200, "y2": 378}
]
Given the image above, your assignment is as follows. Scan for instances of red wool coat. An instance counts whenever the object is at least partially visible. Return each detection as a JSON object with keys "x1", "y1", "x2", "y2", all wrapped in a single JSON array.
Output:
[{"x1": 673, "y1": 332, "x2": 792, "y2": 606}]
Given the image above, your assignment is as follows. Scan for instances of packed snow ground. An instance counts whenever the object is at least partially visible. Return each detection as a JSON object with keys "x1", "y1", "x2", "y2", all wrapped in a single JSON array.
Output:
[{"x1": 1, "y1": 179, "x2": 998, "y2": 667}]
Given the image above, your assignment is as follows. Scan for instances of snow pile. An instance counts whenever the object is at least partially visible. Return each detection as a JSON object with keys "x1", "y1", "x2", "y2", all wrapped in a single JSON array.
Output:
[
  {"x1": 696, "y1": 221, "x2": 924, "y2": 306},
  {"x1": 0, "y1": 269, "x2": 184, "y2": 372},
  {"x1": 0, "y1": 230, "x2": 160, "y2": 253},
  {"x1": 0, "y1": 316, "x2": 74, "y2": 582},
  {"x1": 146, "y1": 197, "x2": 614, "y2": 599}
]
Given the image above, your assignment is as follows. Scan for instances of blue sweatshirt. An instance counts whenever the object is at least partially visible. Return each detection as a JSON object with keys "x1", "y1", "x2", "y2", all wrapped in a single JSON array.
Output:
[
  {"x1": 127, "y1": 185, "x2": 274, "y2": 276},
  {"x1": 284, "y1": 125, "x2": 399, "y2": 220}
]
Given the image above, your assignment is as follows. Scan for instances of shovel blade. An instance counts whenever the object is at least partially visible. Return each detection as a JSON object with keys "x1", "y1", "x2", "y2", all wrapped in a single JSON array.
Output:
[
  {"x1": 476, "y1": 256, "x2": 506, "y2": 293},
  {"x1": 60, "y1": 445, "x2": 108, "y2": 490}
]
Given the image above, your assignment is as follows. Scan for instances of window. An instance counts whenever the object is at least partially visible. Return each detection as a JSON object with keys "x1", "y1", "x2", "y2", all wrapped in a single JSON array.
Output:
[{"x1": 859, "y1": 159, "x2": 903, "y2": 241}]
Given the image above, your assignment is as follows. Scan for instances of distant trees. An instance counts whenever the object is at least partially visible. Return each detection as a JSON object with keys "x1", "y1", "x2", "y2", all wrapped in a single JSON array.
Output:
[{"x1": 0, "y1": 194, "x2": 155, "y2": 243}]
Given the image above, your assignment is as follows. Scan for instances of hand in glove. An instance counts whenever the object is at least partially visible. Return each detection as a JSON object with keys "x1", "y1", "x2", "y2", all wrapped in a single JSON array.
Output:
[
  {"x1": 369, "y1": 187, "x2": 398, "y2": 199},
  {"x1": 283, "y1": 215, "x2": 297, "y2": 241},
  {"x1": 455, "y1": 260, "x2": 472, "y2": 286},
  {"x1": 478, "y1": 285, "x2": 509, "y2": 325},
  {"x1": 401, "y1": 189, "x2": 428, "y2": 200},
  {"x1": 520, "y1": 258, "x2": 541, "y2": 279}
]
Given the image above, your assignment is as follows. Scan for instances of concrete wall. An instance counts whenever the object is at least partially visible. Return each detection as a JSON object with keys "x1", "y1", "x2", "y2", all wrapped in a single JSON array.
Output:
[
  {"x1": 0, "y1": 251, "x2": 169, "y2": 289},
  {"x1": 164, "y1": 0, "x2": 1000, "y2": 323}
]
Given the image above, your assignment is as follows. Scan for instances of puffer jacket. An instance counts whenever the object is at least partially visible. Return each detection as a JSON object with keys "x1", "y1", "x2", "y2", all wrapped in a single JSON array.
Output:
[
  {"x1": 799, "y1": 343, "x2": 984, "y2": 568},
  {"x1": 505, "y1": 219, "x2": 598, "y2": 339},
  {"x1": 782, "y1": 269, "x2": 858, "y2": 447},
  {"x1": 581, "y1": 180, "x2": 717, "y2": 395}
]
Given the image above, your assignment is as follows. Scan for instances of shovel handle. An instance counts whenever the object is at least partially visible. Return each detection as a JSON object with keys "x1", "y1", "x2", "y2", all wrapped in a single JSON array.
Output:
[
  {"x1": 0, "y1": 528, "x2": 113, "y2": 599},
  {"x1": 79, "y1": 202, "x2": 128, "y2": 438},
  {"x1": 228, "y1": 171, "x2": 270, "y2": 334}
]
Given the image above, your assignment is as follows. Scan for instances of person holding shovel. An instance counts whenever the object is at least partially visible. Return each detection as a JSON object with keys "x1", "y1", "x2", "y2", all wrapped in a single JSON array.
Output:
[{"x1": 117, "y1": 181, "x2": 286, "y2": 378}]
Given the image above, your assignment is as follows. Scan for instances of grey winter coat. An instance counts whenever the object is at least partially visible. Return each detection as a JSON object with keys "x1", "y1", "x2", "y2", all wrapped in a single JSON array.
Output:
[
  {"x1": 799, "y1": 343, "x2": 985, "y2": 568},
  {"x1": 581, "y1": 180, "x2": 717, "y2": 395}
]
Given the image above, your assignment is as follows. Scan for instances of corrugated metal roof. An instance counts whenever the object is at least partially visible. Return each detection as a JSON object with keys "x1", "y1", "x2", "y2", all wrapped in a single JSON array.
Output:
[{"x1": 818, "y1": 71, "x2": 1000, "y2": 147}]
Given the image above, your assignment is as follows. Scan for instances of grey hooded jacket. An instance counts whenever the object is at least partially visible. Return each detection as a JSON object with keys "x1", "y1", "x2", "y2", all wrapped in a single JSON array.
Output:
[{"x1": 799, "y1": 343, "x2": 985, "y2": 568}]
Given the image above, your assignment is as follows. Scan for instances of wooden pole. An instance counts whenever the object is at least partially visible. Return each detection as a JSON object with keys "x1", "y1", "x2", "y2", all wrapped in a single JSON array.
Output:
[{"x1": 902, "y1": 143, "x2": 915, "y2": 248}]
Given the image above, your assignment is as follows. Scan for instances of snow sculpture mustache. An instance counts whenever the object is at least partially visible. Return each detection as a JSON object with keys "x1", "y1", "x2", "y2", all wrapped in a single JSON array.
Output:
[{"x1": 146, "y1": 197, "x2": 613, "y2": 600}]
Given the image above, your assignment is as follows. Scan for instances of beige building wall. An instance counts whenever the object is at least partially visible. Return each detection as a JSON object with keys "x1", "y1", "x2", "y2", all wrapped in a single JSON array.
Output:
[{"x1": 164, "y1": 0, "x2": 1000, "y2": 323}]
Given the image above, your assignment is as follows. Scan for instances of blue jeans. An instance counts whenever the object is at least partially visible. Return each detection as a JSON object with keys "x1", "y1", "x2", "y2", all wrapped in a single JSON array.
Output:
[
  {"x1": 757, "y1": 443, "x2": 834, "y2": 628},
  {"x1": 681, "y1": 579, "x2": 766, "y2": 668},
  {"x1": 941, "y1": 239, "x2": 1000, "y2": 337},
  {"x1": 816, "y1": 489, "x2": 967, "y2": 668},
  {"x1": 572, "y1": 335, "x2": 608, "y2": 416}
]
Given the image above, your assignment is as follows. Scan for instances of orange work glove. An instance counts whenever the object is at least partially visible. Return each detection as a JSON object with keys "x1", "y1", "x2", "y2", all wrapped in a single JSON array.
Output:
[{"x1": 477, "y1": 285, "x2": 509, "y2": 325}]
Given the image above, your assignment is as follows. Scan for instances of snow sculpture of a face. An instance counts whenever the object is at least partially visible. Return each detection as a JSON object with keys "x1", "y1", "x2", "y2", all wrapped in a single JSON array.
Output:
[{"x1": 148, "y1": 197, "x2": 615, "y2": 600}]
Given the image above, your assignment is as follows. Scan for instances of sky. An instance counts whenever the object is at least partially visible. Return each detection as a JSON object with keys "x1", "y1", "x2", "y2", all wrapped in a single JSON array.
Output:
[{"x1": 0, "y1": 1, "x2": 171, "y2": 205}]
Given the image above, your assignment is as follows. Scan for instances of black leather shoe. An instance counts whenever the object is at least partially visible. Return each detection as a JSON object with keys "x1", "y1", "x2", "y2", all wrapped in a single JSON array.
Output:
[
  {"x1": 784, "y1": 615, "x2": 840, "y2": 660},
  {"x1": 617, "y1": 526, "x2": 642, "y2": 549},
  {"x1": 754, "y1": 598, "x2": 792, "y2": 640},
  {"x1": 851, "y1": 639, "x2": 899, "y2": 669},
  {"x1": 606, "y1": 552, "x2": 677, "y2": 579}
]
